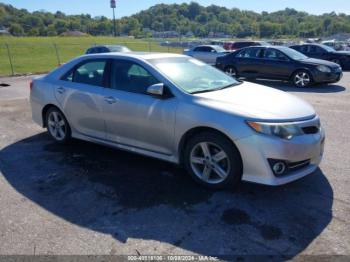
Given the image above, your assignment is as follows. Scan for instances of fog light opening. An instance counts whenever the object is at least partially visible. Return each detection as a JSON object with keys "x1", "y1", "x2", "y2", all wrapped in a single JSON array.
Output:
[{"x1": 273, "y1": 162, "x2": 286, "y2": 175}]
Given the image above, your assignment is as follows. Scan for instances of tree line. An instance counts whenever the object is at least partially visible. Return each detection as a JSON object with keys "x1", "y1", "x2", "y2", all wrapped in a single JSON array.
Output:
[{"x1": 1, "y1": 2, "x2": 350, "y2": 38}]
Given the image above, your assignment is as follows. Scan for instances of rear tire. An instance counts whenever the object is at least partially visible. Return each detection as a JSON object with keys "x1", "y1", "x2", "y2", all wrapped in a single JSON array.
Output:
[
  {"x1": 46, "y1": 107, "x2": 71, "y2": 144},
  {"x1": 292, "y1": 70, "x2": 313, "y2": 87},
  {"x1": 184, "y1": 131, "x2": 242, "y2": 189}
]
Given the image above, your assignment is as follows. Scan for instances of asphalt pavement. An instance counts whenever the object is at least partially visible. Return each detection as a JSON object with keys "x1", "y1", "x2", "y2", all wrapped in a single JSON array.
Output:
[{"x1": 0, "y1": 73, "x2": 349, "y2": 259}]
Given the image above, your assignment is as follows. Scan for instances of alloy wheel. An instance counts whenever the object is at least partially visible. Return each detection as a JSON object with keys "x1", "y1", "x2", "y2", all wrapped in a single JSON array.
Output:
[
  {"x1": 294, "y1": 72, "x2": 311, "y2": 87},
  {"x1": 190, "y1": 142, "x2": 231, "y2": 184},
  {"x1": 225, "y1": 67, "x2": 236, "y2": 77},
  {"x1": 47, "y1": 111, "x2": 67, "y2": 141}
]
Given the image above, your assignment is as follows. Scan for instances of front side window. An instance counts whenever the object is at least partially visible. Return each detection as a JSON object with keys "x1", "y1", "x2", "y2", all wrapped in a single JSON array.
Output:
[
  {"x1": 264, "y1": 49, "x2": 289, "y2": 61},
  {"x1": 62, "y1": 60, "x2": 107, "y2": 87},
  {"x1": 110, "y1": 60, "x2": 159, "y2": 94}
]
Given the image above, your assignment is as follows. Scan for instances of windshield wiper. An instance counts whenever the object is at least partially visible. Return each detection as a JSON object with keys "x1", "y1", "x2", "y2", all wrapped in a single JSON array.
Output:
[
  {"x1": 190, "y1": 82, "x2": 241, "y2": 94},
  {"x1": 191, "y1": 83, "x2": 240, "y2": 95}
]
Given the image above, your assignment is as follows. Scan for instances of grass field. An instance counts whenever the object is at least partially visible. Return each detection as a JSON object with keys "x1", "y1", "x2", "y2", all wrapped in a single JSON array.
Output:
[{"x1": 0, "y1": 37, "x2": 183, "y2": 76}]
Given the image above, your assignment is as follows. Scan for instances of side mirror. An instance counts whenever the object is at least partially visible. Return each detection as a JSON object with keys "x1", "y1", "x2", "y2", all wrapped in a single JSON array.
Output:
[{"x1": 147, "y1": 83, "x2": 164, "y2": 96}]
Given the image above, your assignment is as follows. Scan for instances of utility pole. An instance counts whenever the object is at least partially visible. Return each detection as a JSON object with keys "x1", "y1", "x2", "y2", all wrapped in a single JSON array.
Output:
[{"x1": 111, "y1": 0, "x2": 117, "y2": 37}]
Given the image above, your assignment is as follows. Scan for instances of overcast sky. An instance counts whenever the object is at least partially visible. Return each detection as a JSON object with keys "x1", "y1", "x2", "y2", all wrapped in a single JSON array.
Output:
[{"x1": 2, "y1": 0, "x2": 350, "y2": 18}]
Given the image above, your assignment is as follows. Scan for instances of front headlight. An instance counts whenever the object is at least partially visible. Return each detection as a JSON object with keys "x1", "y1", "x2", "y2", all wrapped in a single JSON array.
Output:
[
  {"x1": 317, "y1": 65, "x2": 331, "y2": 73},
  {"x1": 247, "y1": 121, "x2": 303, "y2": 140}
]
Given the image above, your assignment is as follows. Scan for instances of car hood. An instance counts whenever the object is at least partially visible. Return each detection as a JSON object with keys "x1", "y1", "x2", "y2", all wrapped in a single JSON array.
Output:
[
  {"x1": 302, "y1": 58, "x2": 339, "y2": 68},
  {"x1": 194, "y1": 81, "x2": 316, "y2": 121}
]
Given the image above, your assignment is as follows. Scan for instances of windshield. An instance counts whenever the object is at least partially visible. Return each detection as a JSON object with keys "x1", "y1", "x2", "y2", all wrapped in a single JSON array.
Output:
[
  {"x1": 280, "y1": 47, "x2": 308, "y2": 60},
  {"x1": 320, "y1": 44, "x2": 335, "y2": 52},
  {"x1": 148, "y1": 57, "x2": 240, "y2": 94},
  {"x1": 213, "y1": 45, "x2": 227, "y2": 53},
  {"x1": 109, "y1": 46, "x2": 130, "y2": 52}
]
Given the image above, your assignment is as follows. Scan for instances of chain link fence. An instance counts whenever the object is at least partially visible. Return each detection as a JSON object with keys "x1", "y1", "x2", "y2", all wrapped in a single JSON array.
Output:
[{"x1": 0, "y1": 41, "x2": 183, "y2": 77}]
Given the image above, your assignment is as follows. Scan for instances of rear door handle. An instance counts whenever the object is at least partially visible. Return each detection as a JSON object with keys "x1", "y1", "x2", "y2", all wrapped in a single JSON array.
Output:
[
  {"x1": 104, "y1": 96, "x2": 117, "y2": 104},
  {"x1": 57, "y1": 87, "x2": 66, "y2": 94}
]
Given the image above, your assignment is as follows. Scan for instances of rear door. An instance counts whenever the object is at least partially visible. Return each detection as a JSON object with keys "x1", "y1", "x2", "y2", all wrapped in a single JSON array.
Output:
[
  {"x1": 306, "y1": 45, "x2": 327, "y2": 60},
  {"x1": 234, "y1": 47, "x2": 264, "y2": 77},
  {"x1": 54, "y1": 59, "x2": 108, "y2": 139}
]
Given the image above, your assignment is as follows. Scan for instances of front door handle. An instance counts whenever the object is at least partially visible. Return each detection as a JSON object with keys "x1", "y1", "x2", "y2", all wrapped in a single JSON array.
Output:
[
  {"x1": 104, "y1": 96, "x2": 117, "y2": 104},
  {"x1": 57, "y1": 87, "x2": 66, "y2": 94}
]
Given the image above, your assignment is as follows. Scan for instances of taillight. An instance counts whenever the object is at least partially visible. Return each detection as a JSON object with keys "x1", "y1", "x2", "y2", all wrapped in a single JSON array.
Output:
[{"x1": 30, "y1": 81, "x2": 33, "y2": 91}]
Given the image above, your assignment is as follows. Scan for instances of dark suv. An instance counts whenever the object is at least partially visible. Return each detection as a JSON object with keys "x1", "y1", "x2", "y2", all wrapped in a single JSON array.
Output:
[{"x1": 290, "y1": 44, "x2": 350, "y2": 70}]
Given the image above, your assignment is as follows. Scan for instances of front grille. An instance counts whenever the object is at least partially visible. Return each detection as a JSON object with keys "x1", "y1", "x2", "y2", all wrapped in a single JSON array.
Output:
[{"x1": 302, "y1": 126, "x2": 319, "y2": 134}]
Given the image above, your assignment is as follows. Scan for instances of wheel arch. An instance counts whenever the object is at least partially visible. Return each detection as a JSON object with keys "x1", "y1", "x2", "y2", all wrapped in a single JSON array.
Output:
[
  {"x1": 224, "y1": 64, "x2": 238, "y2": 74},
  {"x1": 178, "y1": 126, "x2": 242, "y2": 166},
  {"x1": 289, "y1": 68, "x2": 314, "y2": 81},
  {"x1": 42, "y1": 104, "x2": 64, "y2": 127}
]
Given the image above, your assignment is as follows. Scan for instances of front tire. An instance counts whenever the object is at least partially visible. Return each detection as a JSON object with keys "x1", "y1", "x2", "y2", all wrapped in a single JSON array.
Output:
[
  {"x1": 224, "y1": 66, "x2": 238, "y2": 78},
  {"x1": 292, "y1": 70, "x2": 313, "y2": 87},
  {"x1": 46, "y1": 107, "x2": 71, "y2": 143},
  {"x1": 184, "y1": 132, "x2": 242, "y2": 189}
]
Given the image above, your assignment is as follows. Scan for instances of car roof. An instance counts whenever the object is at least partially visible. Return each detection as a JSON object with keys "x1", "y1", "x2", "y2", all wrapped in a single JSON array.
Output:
[
  {"x1": 294, "y1": 43, "x2": 323, "y2": 46},
  {"x1": 239, "y1": 45, "x2": 286, "y2": 50},
  {"x1": 82, "y1": 52, "x2": 187, "y2": 61}
]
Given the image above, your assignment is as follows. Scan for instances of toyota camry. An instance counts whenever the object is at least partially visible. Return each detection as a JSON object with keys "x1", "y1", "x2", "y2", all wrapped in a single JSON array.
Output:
[{"x1": 30, "y1": 52, "x2": 325, "y2": 189}]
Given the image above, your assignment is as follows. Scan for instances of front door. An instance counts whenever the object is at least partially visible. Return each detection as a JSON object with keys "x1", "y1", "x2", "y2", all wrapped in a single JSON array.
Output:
[
  {"x1": 102, "y1": 59, "x2": 177, "y2": 155},
  {"x1": 260, "y1": 48, "x2": 292, "y2": 79}
]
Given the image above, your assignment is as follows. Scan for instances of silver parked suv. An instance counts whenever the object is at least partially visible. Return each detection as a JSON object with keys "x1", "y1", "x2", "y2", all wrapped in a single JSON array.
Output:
[{"x1": 30, "y1": 52, "x2": 325, "y2": 189}]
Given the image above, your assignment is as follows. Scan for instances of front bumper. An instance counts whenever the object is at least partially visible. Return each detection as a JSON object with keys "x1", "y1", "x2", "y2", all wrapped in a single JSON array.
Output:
[
  {"x1": 235, "y1": 118, "x2": 325, "y2": 186},
  {"x1": 313, "y1": 68, "x2": 343, "y2": 83}
]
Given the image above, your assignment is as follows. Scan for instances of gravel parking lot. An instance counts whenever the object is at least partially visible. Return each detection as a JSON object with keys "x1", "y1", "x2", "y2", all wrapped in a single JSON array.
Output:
[{"x1": 0, "y1": 73, "x2": 349, "y2": 259}]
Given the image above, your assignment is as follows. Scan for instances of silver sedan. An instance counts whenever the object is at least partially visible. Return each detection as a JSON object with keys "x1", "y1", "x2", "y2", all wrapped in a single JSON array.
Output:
[
  {"x1": 30, "y1": 52, "x2": 325, "y2": 189},
  {"x1": 183, "y1": 45, "x2": 229, "y2": 65}
]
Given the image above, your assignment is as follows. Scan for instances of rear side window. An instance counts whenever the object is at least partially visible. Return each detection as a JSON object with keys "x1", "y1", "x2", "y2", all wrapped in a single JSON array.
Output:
[
  {"x1": 291, "y1": 46, "x2": 301, "y2": 51},
  {"x1": 86, "y1": 48, "x2": 94, "y2": 54},
  {"x1": 61, "y1": 60, "x2": 108, "y2": 87},
  {"x1": 194, "y1": 46, "x2": 212, "y2": 52},
  {"x1": 237, "y1": 48, "x2": 263, "y2": 58},
  {"x1": 308, "y1": 45, "x2": 324, "y2": 53},
  {"x1": 193, "y1": 46, "x2": 204, "y2": 52},
  {"x1": 233, "y1": 42, "x2": 257, "y2": 49}
]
